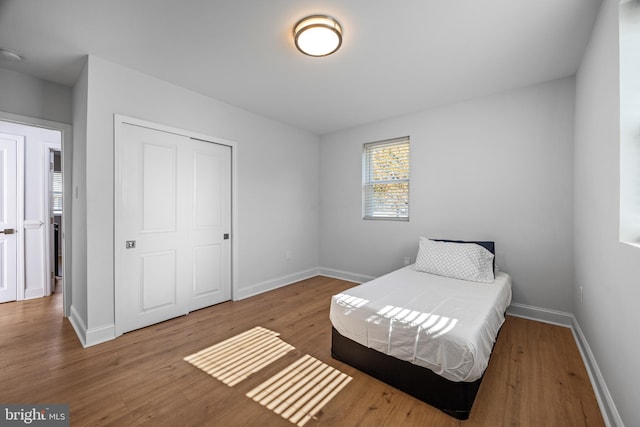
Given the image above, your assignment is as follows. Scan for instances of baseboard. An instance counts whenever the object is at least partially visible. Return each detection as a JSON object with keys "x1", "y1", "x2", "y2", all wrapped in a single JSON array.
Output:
[
  {"x1": 571, "y1": 319, "x2": 624, "y2": 427},
  {"x1": 317, "y1": 267, "x2": 375, "y2": 284},
  {"x1": 234, "y1": 267, "x2": 320, "y2": 300},
  {"x1": 68, "y1": 305, "x2": 116, "y2": 348},
  {"x1": 506, "y1": 302, "x2": 621, "y2": 427},
  {"x1": 24, "y1": 288, "x2": 45, "y2": 300},
  {"x1": 506, "y1": 302, "x2": 573, "y2": 327},
  {"x1": 85, "y1": 323, "x2": 116, "y2": 347},
  {"x1": 68, "y1": 305, "x2": 88, "y2": 347}
]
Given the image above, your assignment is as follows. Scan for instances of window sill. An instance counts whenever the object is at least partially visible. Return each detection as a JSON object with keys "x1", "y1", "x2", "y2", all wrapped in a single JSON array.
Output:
[
  {"x1": 363, "y1": 217, "x2": 410, "y2": 222},
  {"x1": 621, "y1": 241, "x2": 640, "y2": 250}
]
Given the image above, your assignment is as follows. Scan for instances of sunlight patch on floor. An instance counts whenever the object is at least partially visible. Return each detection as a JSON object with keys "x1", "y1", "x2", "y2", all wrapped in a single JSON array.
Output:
[
  {"x1": 247, "y1": 354, "x2": 352, "y2": 427},
  {"x1": 184, "y1": 326, "x2": 352, "y2": 426},
  {"x1": 183, "y1": 326, "x2": 294, "y2": 386}
]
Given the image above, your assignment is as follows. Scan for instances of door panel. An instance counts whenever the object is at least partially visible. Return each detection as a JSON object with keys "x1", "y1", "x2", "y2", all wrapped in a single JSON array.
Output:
[
  {"x1": 142, "y1": 143, "x2": 176, "y2": 232},
  {"x1": 189, "y1": 143, "x2": 231, "y2": 311},
  {"x1": 118, "y1": 123, "x2": 231, "y2": 333},
  {"x1": 194, "y1": 152, "x2": 220, "y2": 227},
  {"x1": 0, "y1": 239, "x2": 15, "y2": 303},
  {"x1": 120, "y1": 124, "x2": 190, "y2": 332},
  {"x1": 193, "y1": 245, "x2": 221, "y2": 296},
  {"x1": 141, "y1": 251, "x2": 176, "y2": 311},
  {"x1": 0, "y1": 134, "x2": 18, "y2": 303}
]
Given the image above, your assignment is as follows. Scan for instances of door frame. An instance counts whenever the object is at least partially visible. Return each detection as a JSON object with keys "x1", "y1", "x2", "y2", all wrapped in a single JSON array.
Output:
[
  {"x1": 113, "y1": 114, "x2": 238, "y2": 337},
  {"x1": 43, "y1": 144, "x2": 61, "y2": 296},
  {"x1": 0, "y1": 111, "x2": 71, "y2": 317}
]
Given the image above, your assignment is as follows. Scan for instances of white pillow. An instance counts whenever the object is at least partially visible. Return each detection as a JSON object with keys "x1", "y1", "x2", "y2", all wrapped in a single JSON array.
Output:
[{"x1": 413, "y1": 238, "x2": 495, "y2": 283}]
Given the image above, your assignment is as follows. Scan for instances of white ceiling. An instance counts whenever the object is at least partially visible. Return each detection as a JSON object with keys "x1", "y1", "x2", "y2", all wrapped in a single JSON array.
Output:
[{"x1": 0, "y1": 0, "x2": 602, "y2": 135}]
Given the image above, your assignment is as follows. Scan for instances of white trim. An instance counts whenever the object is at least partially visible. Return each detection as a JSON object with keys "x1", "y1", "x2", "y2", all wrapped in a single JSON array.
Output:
[
  {"x1": 42, "y1": 143, "x2": 61, "y2": 297},
  {"x1": 506, "y1": 302, "x2": 573, "y2": 327},
  {"x1": 231, "y1": 142, "x2": 238, "y2": 301},
  {"x1": 85, "y1": 323, "x2": 117, "y2": 347},
  {"x1": 68, "y1": 305, "x2": 116, "y2": 348},
  {"x1": 24, "y1": 288, "x2": 45, "y2": 299},
  {"x1": 234, "y1": 268, "x2": 320, "y2": 300},
  {"x1": 571, "y1": 318, "x2": 624, "y2": 427},
  {"x1": 621, "y1": 241, "x2": 640, "y2": 250},
  {"x1": 68, "y1": 305, "x2": 88, "y2": 347},
  {"x1": 16, "y1": 135, "x2": 25, "y2": 302},
  {"x1": 318, "y1": 267, "x2": 375, "y2": 284},
  {"x1": 0, "y1": 111, "x2": 72, "y2": 317},
  {"x1": 113, "y1": 116, "x2": 123, "y2": 337},
  {"x1": 113, "y1": 114, "x2": 239, "y2": 336}
]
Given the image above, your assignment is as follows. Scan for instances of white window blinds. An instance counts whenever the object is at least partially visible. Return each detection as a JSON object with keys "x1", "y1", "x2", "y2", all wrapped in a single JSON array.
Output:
[
  {"x1": 362, "y1": 136, "x2": 410, "y2": 220},
  {"x1": 52, "y1": 171, "x2": 62, "y2": 214}
]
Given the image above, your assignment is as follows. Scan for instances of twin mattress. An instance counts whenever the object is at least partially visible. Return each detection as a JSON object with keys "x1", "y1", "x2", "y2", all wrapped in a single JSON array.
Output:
[{"x1": 329, "y1": 265, "x2": 512, "y2": 382}]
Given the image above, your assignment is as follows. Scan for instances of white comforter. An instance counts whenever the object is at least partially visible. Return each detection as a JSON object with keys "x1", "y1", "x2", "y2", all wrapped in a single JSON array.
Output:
[{"x1": 329, "y1": 266, "x2": 512, "y2": 382}]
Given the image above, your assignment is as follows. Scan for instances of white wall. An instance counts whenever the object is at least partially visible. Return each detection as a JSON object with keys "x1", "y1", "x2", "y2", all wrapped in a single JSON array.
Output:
[
  {"x1": 70, "y1": 60, "x2": 88, "y2": 326},
  {"x1": 320, "y1": 77, "x2": 576, "y2": 312},
  {"x1": 0, "y1": 67, "x2": 72, "y2": 124},
  {"x1": 574, "y1": 0, "x2": 640, "y2": 425},
  {"x1": 71, "y1": 55, "x2": 320, "y2": 344}
]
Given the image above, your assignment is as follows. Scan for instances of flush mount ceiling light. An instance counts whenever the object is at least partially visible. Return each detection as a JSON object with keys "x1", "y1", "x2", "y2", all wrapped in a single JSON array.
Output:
[
  {"x1": 0, "y1": 48, "x2": 23, "y2": 61},
  {"x1": 293, "y1": 15, "x2": 342, "y2": 57}
]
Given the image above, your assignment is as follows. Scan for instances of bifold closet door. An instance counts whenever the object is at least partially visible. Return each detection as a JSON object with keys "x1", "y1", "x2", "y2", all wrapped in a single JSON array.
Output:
[{"x1": 118, "y1": 123, "x2": 231, "y2": 334}]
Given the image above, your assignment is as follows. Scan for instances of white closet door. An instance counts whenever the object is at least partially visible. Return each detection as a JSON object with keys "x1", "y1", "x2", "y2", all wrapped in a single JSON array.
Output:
[
  {"x1": 0, "y1": 134, "x2": 19, "y2": 303},
  {"x1": 118, "y1": 123, "x2": 231, "y2": 334},
  {"x1": 189, "y1": 141, "x2": 231, "y2": 311}
]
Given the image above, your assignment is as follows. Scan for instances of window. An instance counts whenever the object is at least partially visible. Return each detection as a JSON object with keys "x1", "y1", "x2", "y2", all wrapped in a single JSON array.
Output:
[
  {"x1": 619, "y1": 1, "x2": 640, "y2": 245},
  {"x1": 362, "y1": 136, "x2": 410, "y2": 220},
  {"x1": 51, "y1": 171, "x2": 62, "y2": 215}
]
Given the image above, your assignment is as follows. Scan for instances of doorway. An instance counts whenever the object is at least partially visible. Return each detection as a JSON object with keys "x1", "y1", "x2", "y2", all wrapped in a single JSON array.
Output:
[
  {"x1": 0, "y1": 113, "x2": 70, "y2": 316},
  {"x1": 49, "y1": 149, "x2": 63, "y2": 293}
]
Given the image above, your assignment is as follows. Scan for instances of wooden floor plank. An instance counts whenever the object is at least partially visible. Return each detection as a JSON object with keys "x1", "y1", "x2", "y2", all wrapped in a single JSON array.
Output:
[{"x1": 0, "y1": 276, "x2": 604, "y2": 426}]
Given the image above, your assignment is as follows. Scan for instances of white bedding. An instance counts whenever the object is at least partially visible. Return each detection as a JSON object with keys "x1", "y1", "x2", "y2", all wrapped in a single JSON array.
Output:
[{"x1": 329, "y1": 265, "x2": 512, "y2": 382}]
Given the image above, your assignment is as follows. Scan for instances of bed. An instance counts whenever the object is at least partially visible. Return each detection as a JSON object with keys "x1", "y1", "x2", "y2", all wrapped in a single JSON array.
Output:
[{"x1": 329, "y1": 238, "x2": 512, "y2": 419}]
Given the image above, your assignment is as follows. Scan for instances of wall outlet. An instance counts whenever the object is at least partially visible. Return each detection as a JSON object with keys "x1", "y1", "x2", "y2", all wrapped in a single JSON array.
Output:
[
  {"x1": 403, "y1": 256, "x2": 411, "y2": 266},
  {"x1": 285, "y1": 249, "x2": 292, "y2": 260}
]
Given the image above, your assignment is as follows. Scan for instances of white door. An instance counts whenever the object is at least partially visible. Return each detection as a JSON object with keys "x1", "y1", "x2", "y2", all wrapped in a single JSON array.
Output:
[
  {"x1": 0, "y1": 133, "x2": 20, "y2": 303},
  {"x1": 189, "y1": 138, "x2": 232, "y2": 311},
  {"x1": 118, "y1": 123, "x2": 231, "y2": 333}
]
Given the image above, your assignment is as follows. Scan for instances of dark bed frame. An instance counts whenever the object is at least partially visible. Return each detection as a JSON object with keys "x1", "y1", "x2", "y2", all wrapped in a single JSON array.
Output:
[
  {"x1": 331, "y1": 240, "x2": 501, "y2": 419},
  {"x1": 331, "y1": 327, "x2": 483, "y2": 420}
]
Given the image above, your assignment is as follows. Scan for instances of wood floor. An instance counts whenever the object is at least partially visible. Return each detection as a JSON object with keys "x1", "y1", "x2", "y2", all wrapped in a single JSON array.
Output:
[{"x1": 0, "y1": 276, "x2": 604, "y2": 426}]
